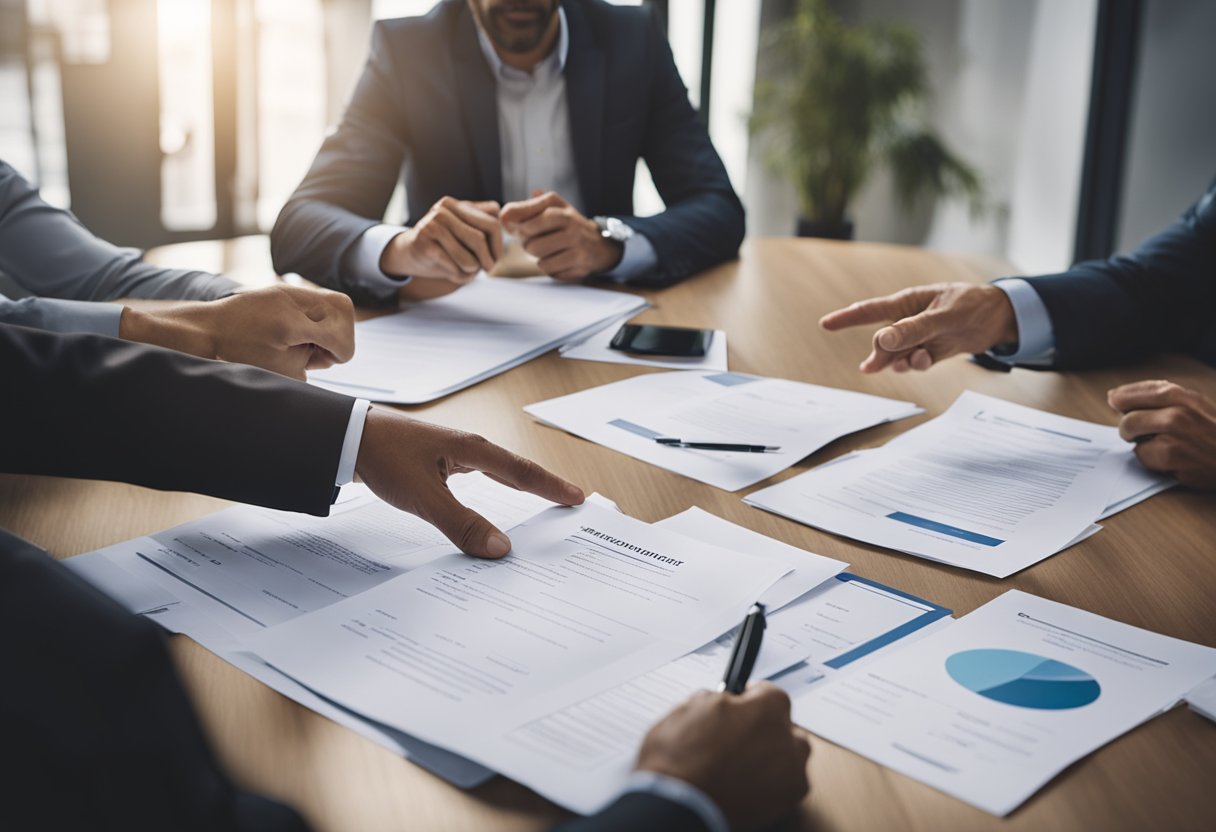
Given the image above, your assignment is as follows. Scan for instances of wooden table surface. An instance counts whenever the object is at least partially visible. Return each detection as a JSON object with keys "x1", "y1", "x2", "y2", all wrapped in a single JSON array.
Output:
[{"x1": 3, "y1": 236, "x2": 1214, "y2": 831}]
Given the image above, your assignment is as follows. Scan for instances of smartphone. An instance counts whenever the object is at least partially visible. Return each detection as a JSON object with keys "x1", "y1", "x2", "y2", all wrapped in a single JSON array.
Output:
[{"x1": 608, "y1": 324, "x2": 713, "y2": 357}]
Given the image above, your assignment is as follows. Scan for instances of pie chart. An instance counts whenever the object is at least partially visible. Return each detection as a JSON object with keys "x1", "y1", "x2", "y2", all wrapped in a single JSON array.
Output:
[{"x1": 945, "y1": 649, "x2": 1101, "y2": 710}]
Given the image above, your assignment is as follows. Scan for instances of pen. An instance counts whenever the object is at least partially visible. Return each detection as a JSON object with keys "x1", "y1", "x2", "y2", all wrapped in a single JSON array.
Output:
[
  {"x1": 718, "y1": 602, "x2": 766, "y2": 694},
  {"x1": 654, "y1": 438, "x2": 781, "y2": 452}
]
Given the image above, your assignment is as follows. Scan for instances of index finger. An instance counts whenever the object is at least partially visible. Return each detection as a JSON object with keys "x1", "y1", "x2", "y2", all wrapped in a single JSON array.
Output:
[
  {"x1": 1107, "y1": 380, "x2": 1199, "y2": 414},
  {"x1": 456, "y1": 436, "x2": 585, "y2": 507},
  {"x1": 819, "y1": 287, "x2": 941, "y2": 331},
  {"x1": 501, "y1": 191, "x2": 569, "y2": 229}
]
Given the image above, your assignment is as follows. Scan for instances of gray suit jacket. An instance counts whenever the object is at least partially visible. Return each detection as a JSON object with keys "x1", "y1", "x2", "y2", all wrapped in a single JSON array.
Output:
[{"x1": 0, "y1": 160, "x2": 239, "y2": 335}]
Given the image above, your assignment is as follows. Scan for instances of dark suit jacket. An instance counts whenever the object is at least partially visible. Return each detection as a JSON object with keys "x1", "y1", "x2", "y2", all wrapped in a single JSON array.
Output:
[
  {"x1": 270, "y1": 0, "x2": 745, "y2": 305},
  {"x1": 1022, "y1": 178, "x2": 1216, "y2": 369},
  {"x1": 0, "y1": 324, "x2": 710, "y2": 831}
]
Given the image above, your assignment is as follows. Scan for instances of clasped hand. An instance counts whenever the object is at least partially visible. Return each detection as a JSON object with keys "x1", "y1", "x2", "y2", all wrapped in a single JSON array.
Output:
[{"x1": 381, "y1": 191, "x2": 622, "y2": 296}]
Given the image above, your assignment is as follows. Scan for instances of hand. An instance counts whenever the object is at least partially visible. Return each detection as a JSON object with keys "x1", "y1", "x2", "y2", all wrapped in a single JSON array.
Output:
[
  {"x1": 635, "y1": 683, "x2": 811, "y2": 832},
  {"x1": 119, "y1": 284, "x2": 355, "y2": 380},
  {"x1": 1108, "y1": 380, "x2": 1216, "y2": 489},
  {"x1": 354, "y1": 407, "x2": 585, "y2": 558},
  {"x1": 500, "y1": 190, "x2": 623, "y2": 281},
  {"x1": 381, "y1": 197, "x2": 503, "y2": 285},
  {"x1": 820, "y1": 282, "x2": 1019, "y2": 373}
]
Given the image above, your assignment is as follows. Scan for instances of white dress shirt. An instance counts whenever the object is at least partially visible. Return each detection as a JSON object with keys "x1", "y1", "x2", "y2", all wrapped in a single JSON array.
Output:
[{"x1": 990, "y1": 278, "x2": 1057, "y2": 366}]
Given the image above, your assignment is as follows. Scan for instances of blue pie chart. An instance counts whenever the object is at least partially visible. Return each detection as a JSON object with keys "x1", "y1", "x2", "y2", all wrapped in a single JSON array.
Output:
[{"x1": 945, "y1": 649, "x2": 1101, "y2": 710}]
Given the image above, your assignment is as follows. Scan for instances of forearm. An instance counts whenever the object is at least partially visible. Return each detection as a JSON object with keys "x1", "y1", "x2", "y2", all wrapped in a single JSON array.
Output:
[{"x1": 0, "y1": 324, "x2": 353, "y2": 515}]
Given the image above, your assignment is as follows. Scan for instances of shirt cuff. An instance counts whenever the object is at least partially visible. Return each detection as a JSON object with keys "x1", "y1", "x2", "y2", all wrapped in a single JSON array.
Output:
[
  {"x1": 344, "y1": 224, "x2": 413, "y2": 296},
  {"x1": 990, "y1": 278, "x2": 1057, "y2": 366},
  {"x1": 622, "y1": 771, "x2": 728, "y2": 832},
  {"x1": 335, "y1": 399, "x2": 371, "y2": 486},
  {"x1": 601, "y1": 228, "x2": 659, "y2": 284},
  {"x1": 0, "y1": 296, "x2": 125, "y2": 337}
]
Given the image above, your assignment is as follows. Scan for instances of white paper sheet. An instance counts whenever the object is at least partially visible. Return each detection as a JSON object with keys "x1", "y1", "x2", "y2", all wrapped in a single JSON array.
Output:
[
  {"x1": 309, "y1": 275, "x2": 646, "y2": 403},
  {"x1": 246, "y1": 502, "x2": 791, "y2": 810},
  {"x1": 526, "y1": 371, "x2": 921, "y2": 492},
  {"x1": 653, "y1": 506, "x2": 845, "y2": 611},
  {"x1": 792, "y1": 590, "x2": 1216, "y2": 816},
  {"x1": 65, "y1": 474, "x2": 567, "y2": 787},
  {"x1": 746, "y1": 392, "x2": 1132, "y2": 577},
  {"x1": 559, "y1": 319, "x2": 729, "y2": 371},
  {"x1": 492, "y1": 572, "x2": 950, "y2": 813}
]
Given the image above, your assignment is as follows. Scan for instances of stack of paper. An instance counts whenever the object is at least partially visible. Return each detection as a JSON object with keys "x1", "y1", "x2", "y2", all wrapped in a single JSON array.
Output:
[
  {"x1": 309, "y1": 276, "x2": 647, "y2": 404},
  {"x1": 525, "y1": 371, "x2": 922, "y2": 491},
  {"x1": 746, "y1": 392, "x2": 1174, "y2": 577}
]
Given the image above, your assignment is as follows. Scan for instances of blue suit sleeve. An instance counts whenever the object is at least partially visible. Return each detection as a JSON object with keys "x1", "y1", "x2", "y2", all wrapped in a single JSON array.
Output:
[{"x1": 1021, "y1": 181, "x2": 1216, "y2": 369}]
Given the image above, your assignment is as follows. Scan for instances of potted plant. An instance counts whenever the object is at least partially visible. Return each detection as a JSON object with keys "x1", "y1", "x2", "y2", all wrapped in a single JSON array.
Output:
[{"x1": 750, "y1": 0, "x2": 983, "y2": 239}]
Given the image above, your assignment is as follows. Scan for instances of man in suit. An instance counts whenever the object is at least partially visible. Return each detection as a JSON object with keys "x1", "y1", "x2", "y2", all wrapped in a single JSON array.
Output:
[
  {"x1": 0, "y1": 159, "x2": 355, "y2": 379},
  {"x1": 270, "y1": 0, "x2": 745, "y2": 306},
  {"x1": 820, "y1": 179, "x2": 1216, "y2": 489},
  {"x1": 1, "y1": 323, "x2": 810, "y2": 832}
]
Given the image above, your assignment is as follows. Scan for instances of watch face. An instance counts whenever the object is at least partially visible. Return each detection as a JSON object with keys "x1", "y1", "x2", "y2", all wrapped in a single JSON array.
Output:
[{"x1": 598, "y1": 217, "x2": 633, "y2": 242}]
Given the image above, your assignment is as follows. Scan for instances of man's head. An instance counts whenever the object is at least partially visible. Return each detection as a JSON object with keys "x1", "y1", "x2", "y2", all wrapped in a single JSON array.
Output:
[{"x1": 468, "y1": 0, "x2": 560, "y2": 55}]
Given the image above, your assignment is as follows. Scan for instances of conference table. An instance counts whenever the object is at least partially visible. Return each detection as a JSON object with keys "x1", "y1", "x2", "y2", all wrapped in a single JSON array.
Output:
[{"x1": 3, "y1": 236, "x2": 1214, "y2": 831}]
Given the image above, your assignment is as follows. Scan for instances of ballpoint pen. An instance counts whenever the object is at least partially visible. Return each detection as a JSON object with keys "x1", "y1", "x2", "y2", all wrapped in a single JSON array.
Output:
[
  {"x1": 718, "y1": 602, "x2": 767, "y2": 694},
  {"x1": 654, "y1": 438, "x2": 782, "y2": 453}
]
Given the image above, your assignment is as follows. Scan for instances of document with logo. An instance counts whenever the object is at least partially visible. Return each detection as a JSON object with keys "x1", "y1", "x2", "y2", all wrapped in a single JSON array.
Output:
[
  {"x1": 746, "y1": 392, "x2": 1133, "y2": 577},
  {"x1": 247, "y1": 502, "x2": 791, "y2": 807},
  {"x1": 791, "y1": 590, "x2": 1216, "y2": 815},
  {"x1": 309, "y1": 275, "x2": 646, "y2": 404},
  {"x1": 526, "y1": 371, "x2": 920, "y2": 491}
]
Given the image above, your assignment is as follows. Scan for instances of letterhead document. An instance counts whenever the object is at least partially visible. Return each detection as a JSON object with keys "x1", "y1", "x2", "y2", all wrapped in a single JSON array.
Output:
[
  {"x1": 525, "y1": 371, "x2": 921, "y2": 491},
  {"x1": 247, "y1": 502, "x2": 792, "y2": 808},
  {"x1": 791, "y1": 590, "x2": 1216, "y2": 815},
  {"x1": 308, "y1": 276, "x2": 647, "y2": 404},
  {"x1": 746, "y1": 392, "x2": 1132, "y2": 577}
]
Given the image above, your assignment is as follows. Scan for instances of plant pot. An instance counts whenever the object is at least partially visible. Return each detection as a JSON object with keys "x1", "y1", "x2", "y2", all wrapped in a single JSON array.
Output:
[{"x1": 796, "y1": 216, "x2": 855, "y2": 240}]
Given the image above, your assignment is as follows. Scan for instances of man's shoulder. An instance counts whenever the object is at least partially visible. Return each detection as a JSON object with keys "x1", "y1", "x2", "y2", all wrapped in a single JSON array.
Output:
[
  {"x1": 372, "y1": 0, "x2": 464, "y2": 44},
  {"x1": 567, "y1": 0, "x2": 655, "y2": 44}
]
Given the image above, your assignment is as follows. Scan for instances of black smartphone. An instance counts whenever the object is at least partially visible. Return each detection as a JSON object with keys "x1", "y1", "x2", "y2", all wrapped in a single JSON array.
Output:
[{"x1": 608, "y1": 324, "x2": 713, "y2": 357}]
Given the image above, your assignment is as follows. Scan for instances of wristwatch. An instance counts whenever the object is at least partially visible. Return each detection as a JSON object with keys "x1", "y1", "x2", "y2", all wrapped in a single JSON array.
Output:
[{"x1": 594, "y1": 216, "x2": 634, "y2": 243}]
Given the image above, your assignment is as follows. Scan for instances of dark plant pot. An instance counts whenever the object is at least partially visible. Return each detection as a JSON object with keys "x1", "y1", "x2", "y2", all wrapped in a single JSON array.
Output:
[{"x1": 796, "y1": 216, "x2": 855, "y2": 240}]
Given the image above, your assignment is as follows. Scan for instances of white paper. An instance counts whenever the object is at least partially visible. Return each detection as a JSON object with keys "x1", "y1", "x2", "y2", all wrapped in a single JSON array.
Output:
[
  {"x1": 135, "y1": 477, "x2": 557, "y2": 629},
  {"x1": 560, "y1": 319, "x2": 729, "y2": 371},
  {"x1": 746, "y1": 392, "x2": 1131, "y2": 577},
  {"x1": 494, "y1": 572, "x2": 950, "y2": 813},
  {"x1": 1185, "y1": 677, "x2": 1216, "y2": 723},
  {"x1": 792, "y1": 590, "x2": 1216, "y2": 816},
  {"x1": 526, "y1": 371, "x2": 920, "y2": 492},
  {"x1": 309, "y1": 275, "x2": 646, "y2": 403},
  {"x1": 247, "y1": 502, "x2": 791, "y2": 810},
  {"x1": 653, "y1": 506, "x2": 845, "y2": 611},
  {"x1": 65, "y1": 474, "x2": 566, "y2": 787}
]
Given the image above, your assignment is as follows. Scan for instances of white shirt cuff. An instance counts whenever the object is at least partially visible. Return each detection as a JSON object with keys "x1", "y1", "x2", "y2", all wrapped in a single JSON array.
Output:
[
  {"x1": 601, "y1": 228, "x2": 659, "y2": 284},
  {"x1": 0, "y1": 296, "x2": 125, "y2": 337},
  {"x1": 622, "y1": 771, "x2": 728, "y2": 832},
  {"x1": 345, "y1": 224, "x2": 413, "y2": 296},
  {"x1": 335, "y1": 399, "x2": 371, "y2": 486},
  {"x1": 990, "y1": 278, "x2": 1056, "y2": 366}
]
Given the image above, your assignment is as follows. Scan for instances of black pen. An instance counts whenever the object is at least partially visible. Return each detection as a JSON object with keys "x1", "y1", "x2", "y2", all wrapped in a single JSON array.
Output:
[
  {"x1": 655, "y1": 438, "x2": 781, "y2": 453},
  {"x1": 718, "y1": 602, "x2": 766, "y2": 694}
]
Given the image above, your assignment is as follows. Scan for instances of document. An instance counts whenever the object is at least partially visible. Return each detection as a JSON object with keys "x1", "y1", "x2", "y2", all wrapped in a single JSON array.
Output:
[
  {"x1": 526, "y1": 371, "x2": 921, "y2": 491},
  {"x1": 309, "y1": 276, "x2": 647, "y2": 404},
  {"x1": 66, "y1": 474, "x2": 566, "y2": 787},
  {"x1": 746, "y1": 392, "x2": 1132, "y2": 577},
  {"x1": 560, "y1": 319, "x2": 729, "y2": 372},
  {"x1": 247, "y1": 502, "x2": 791, "y2": 807},
  {"x1": 791, "y1": 590, "x2": 1216, "y2": 815},
  {"x1": 493, "y1": 572, "x2": 950, "y2": 813},
  {"x1": 653, "y1": 506, "x2": 845, "y2": 611}
]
